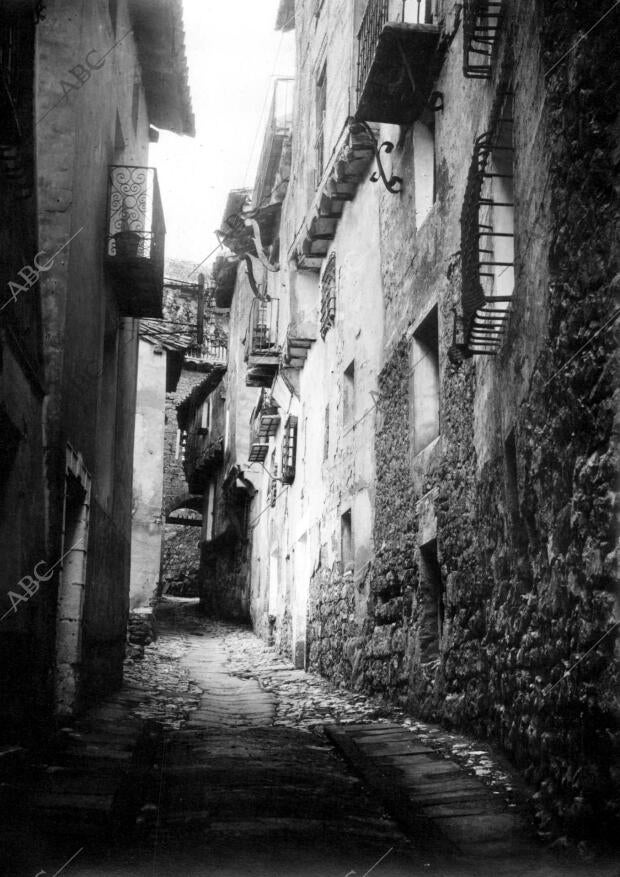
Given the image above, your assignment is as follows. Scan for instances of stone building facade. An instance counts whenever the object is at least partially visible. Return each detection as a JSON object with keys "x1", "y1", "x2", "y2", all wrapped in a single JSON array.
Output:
[
  {"x1": 202, "y1": 0, "x2": 618, "y2": 839},
  {"x1": 0, "y1": 0, "x2": 192, "y2": 736}
]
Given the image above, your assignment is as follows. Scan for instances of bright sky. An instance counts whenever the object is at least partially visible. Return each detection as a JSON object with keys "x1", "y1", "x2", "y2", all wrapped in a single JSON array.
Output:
[{"x1": 151, "y1": 0, "x2": 295, "y2": 273}]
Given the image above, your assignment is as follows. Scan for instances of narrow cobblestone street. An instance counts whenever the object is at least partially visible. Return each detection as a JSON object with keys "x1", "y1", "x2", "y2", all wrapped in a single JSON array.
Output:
[{"x1": 2, "y1": 601, "x2": 617, "y2": 877}]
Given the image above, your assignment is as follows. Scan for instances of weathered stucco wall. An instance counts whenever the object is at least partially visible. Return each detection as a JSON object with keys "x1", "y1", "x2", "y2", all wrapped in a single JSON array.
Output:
[
  {"x1": 35, "y1": 0, "x2": 148, "y2": 710},
  {"x1": 130, "y1": 339, "x2": 167, "y2": 609}
]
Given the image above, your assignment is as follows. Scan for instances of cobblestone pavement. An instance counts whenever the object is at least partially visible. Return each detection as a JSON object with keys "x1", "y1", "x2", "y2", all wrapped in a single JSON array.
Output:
[
  {"x1": 149, "y1": 601, "x2": 527, "y2": 810},
  {"x1": 3, "y1": 599, "x2": 616, "y2": 877}
]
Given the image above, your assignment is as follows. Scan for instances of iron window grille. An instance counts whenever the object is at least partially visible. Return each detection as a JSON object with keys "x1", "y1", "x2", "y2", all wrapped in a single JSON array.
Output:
[
  {"x1": 463, "y1": 0, "x2": 503, "y2": 79},
  {"x1": 281, "y1": 416, "x2": 298, "y2": 485},
  {"x1": 460, "y1": 78, "x2": 514, "y2": 356},
  {"x1": 320, "y1": 252, "x2": 337, "y2": 339}
]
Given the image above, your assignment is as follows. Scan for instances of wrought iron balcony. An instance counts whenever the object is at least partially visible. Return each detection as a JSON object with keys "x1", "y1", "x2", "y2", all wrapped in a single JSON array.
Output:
[
  {"x1": 104, "y1": 166, "x2": 165, "y2": 318},
  {"x1": 355, "y1": 0, "x2": 440, "y2": 124},
  {"x1": 184, "y1": 336, "x2": 228, "y2": 370},
  {"x1": 463, "y1": 0, "x2": 503, "y2": 78},
  {"x1": 245, "y1": 298, "x2": 280, "y2": 387},
  {"x1": 459, "y1": 85, "x2": 514, "y2": 358},
  {"x1": 184, "y1": 433, "x2": 224, "y2": 494}
]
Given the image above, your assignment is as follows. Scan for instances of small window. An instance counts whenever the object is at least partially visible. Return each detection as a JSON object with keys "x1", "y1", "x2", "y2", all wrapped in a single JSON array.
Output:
[
  {"x1": 108, "y1": 0, "x2": 117, "y2": 35},
  {"x1": 224, "y1": 408, "x2": 230, "y2": 455},
  {"x1": 343, "y1": 360, "x2": 355, "y2": 426},
  {"x1": 413, "y1": 119, "x2": 435, "y2": 227},
  {"x1": 402, "y1": 0, "x2": 434, "y2": 23},
  {"x1": 200, "y1": 397, "x2": 212, "y2": 432},
  {"x1": 131, "y1": 78, "x2": 140, "y2": 133},
  {"x1": 418, "y1": 539, "x2": 445, "y2": 660},
  {"x1": 281, "y1": 416, "x2": 298, "y2": 484},
  {"x1": 205, "y1": 481, "x2": 216, "y2": 541},
  {"x1": 411, "y1": 307, "x2": 439, "y2": 454},
  {"x1": 341, "y1": 509, "x2": 353, "y2": 570},
  {"x1": 114, "y1": 110, "x2": 125, "y2": 152},
  {"x1": 504, "y1": 430, "x2": 527, "y2": 550}
]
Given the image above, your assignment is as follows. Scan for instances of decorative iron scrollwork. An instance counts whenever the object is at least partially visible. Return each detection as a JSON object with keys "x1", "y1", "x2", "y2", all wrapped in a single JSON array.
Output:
[
  {"x1": 370, "y1": 141, "x2": 403, "y2": 194},
  {"x1": 106, "y1": 166, "x2": 165, "y2": 272},
  {"x1": 357, "y1": 121, "x2": 403, "y2": 195}
]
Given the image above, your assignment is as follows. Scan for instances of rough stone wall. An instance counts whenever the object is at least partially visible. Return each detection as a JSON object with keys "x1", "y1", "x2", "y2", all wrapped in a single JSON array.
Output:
[
  {"x1": 202, "y1": 536, "x2": 251, "y2": 623},
  {"x1": 160, "y1": 369, "x2": 206, "y2": 594},
  {"x1": 308, "y1": 567, "x2": 359, "y2": 684},
  {"x1": 162, "y1": 524, "x2": 200, "y2": 595},
  {"x1": 306, "y1": 0, "x2": 618, "y2": 842},
  {"x1": 163, "y1": 369, "x2": 205, "y2": 509}
]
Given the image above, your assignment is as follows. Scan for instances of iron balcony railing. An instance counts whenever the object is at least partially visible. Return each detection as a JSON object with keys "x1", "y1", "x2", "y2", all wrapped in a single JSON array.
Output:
[
  {"x1": 185, "y1": 336, "x2": 228, "y2": 367},
  {"x1": 355, "y1": 0, "x2": 439, "y2": 125},
  {"x1": 357, "y1": 0, "x2": 389, "y2": 103},
  {"x1": 246, "y1": 298, "x2": 280, "y2": 359},
  {"x1": 460, "y1": 86, "x2": 514, "y2": 356},
  {"x1": 105, "y1": 166, "x2": 165, "y2": 264},
  {"x1": 463, "y1": 0, "x2": 503, "y2": 79}
]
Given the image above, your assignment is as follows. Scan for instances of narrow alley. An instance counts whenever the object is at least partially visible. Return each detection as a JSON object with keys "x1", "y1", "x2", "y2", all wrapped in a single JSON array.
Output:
[
  {"x1": 2, "y1": 601, "x2": 617, "y2": 877},
  {"x1": 0, "y1": 1, "x2": 617, "y2": 873}
]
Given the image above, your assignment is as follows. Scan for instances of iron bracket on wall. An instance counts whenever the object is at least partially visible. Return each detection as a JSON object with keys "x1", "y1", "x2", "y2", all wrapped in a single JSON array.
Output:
[{"x1": 357, "y1": 121, "x2": 402, "y2": 194}]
